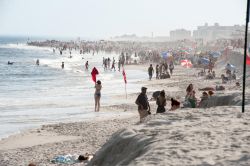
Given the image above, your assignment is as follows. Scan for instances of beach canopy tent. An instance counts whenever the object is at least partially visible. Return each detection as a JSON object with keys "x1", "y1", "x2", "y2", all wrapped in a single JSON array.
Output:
[
  {"x1": 225, "y1": 63, "x2": 236, "y2": 71},
  {"x1": 180, "y1": 59, "x2": 192, "y2": 68}
]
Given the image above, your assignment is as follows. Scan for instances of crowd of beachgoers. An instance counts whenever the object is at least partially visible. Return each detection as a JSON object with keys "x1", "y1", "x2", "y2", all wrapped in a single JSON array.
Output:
[{"x1": 1, "y1": 37, "x2": 249, "y2": 166}]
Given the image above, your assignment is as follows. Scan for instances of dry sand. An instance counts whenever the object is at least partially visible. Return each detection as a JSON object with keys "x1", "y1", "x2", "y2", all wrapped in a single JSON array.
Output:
[
  {"x1": 89, "y1": 106, "x2": 250, "y2": 166},
  {"x1": 0, "y1": 54, "x2": 249, "y2": 165}
]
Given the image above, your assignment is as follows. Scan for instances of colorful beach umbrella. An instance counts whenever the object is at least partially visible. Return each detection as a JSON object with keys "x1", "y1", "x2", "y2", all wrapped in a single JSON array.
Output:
[{"x1": 180, "y1": 59, "x2": 192, "y2": 68}]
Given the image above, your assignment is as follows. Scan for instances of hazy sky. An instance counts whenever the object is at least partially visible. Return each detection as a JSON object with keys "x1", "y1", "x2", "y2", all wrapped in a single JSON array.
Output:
[{"x1": 0, "y1": 0, "x2": 247, "y2": 38}]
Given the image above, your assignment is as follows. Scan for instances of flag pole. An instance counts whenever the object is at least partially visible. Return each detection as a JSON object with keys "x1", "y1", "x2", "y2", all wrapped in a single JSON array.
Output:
[
  {"x1": 242, "y1": 0, "x2": 249, "y2": 113},
  {"x1": 125, "y1": 83, "x2": 127, "y2": 99}
]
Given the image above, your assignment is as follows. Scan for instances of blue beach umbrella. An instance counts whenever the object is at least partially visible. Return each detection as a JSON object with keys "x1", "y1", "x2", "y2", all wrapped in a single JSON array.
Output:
[
  {"x1": 161, "y1": 52, "x2": 169, "y2": 59},
  {"x1": 199, "y1": 58, "x2": 210, "y2": 65}
]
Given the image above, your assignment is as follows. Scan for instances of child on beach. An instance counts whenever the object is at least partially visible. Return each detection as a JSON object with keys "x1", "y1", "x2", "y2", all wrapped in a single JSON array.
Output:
[
  {"x1": 170, "y1": 98, "x2": 180, "y2": 111},
  {"x1": 156, "y1": 90, "x2": 166, "y2": 113},
  {"x1": 94, "y1": 80, "x2": 102, "y2": 112},
  {"x1": 198, "y1": 91, "x2": 209, "y2": 108},
  {"x1": 135, "y1": 87, "x2": 151, "y2": 122}
]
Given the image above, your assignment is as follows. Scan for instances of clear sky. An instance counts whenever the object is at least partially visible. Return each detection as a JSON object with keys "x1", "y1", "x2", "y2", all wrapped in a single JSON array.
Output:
[{"x1": 0, "y1": 0, "x2": 247, "y2": 39}]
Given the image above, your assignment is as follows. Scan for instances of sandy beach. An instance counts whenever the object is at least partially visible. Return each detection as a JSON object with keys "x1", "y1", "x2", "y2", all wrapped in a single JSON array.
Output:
[{"x1": 0, "y1": 55, "x2": 249, "y2": 166}]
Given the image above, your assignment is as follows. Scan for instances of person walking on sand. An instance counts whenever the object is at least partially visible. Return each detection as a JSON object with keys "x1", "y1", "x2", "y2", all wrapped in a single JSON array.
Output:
[
  {"x1": 148, "y1": 64, "x2": 154, "y2": 80},
  {"x1": 111, "y1": 58, "x2": 116, "y2": 71},
  {"x1": 156, "y1": 64, "x2": 159, "y2": 79},
  {"x1": 169, "y1": 62, "x2": 174, "y2": 75},
  {"x1": 135, "y1": 87, "x2": 151, "y2": 122},
  {"x1": 94, "y1": 80, "x2": 102, "y2": 112},
  {"x1": 156, "y1": 90, "x2": 166, "y2": 113},
  {"x1": 118, "y1": 59, "x2": 121, "y2": 72}
]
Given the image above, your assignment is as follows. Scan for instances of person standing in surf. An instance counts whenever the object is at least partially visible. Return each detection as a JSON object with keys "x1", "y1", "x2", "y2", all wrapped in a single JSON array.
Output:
[
  {"x1": 85, "y1": 61, "x2": 89, "y2": 70},
  {"x1": 61, "y1": 62, "x2": 64, "y2": 69},
  {"x1": 148, "y1": 64, "x2": 154, "y2": 80},
  {"x1": 94, "y1": 80, "x2": 102, "y2": 112}
]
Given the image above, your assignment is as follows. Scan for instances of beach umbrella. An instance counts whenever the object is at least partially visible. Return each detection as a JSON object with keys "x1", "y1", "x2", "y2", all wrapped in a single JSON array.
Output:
[
  {"x1": 161, "y1": 52, "x2": 169, "y2": 59},
  {"x1": 199, "y1": 58, "x2": 210, "y2": 65},
  {"x1": 225, "y1": 63, "x2": 236, "y2": 71},
  {"x1": 180, "y1": 59, "x2": 192, "y2": 68}
]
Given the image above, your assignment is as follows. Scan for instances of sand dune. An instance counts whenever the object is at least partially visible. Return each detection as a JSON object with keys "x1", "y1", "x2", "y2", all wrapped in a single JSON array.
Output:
[{"x1": 88, "y1": 107, "x2": 250, "y2": 166}]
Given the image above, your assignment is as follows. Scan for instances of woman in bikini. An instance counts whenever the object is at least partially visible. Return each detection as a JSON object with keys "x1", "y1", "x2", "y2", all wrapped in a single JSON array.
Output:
[{"x1": 94, "y1": 80, "x2": 102, "y2": 112}]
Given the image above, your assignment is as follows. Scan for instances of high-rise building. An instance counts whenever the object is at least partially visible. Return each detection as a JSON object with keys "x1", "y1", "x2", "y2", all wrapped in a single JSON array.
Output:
[
  {"x1": 170, "y1": 29, "x2": 191, "y2": 41},
  {"x1": 193, "y1": 23, "x2": 244, "y2": 41}
]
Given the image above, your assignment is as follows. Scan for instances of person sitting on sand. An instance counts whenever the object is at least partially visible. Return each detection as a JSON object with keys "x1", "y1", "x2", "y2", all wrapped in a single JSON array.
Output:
[
  {"x1": 198, "y1": 87, "x2": 215, "y2": 91},
  {"x1": 212, "y1": 71, "x2": 216, "y2": 78},
  {"x1": 94, "y1": 80, "x2": 102, "y2": 112},
  {"x1": 198, "y1": 91, "x2": 209, "y2": 108},
  {"x1": 186, "y1": 90, "x2": 197, "y2": 108},
  {"x1": 221, "y1": 74, "x2": 228, "y2": 84},
  {"x1": 169, "y1": 98, "x2": 180, "y2": 111},
  {"x1": 231, "y1": 71, "x2": 236, "y2": 80},
  {"x1": 215, "y1": 85, "x2": 225, "y2": 91},
  {"x1": 135, "y1": 87, "x2": 151, "y2": 122},
  {"x1": 236, "y1": 82, "x2": 240, "y2": 87},
  {"x1": 208, "y1": 90, "x2": 214, "y2": 96},
  {"x1": 156, "y1": 90, "x2": 166, "y2": 113},
  {"x1": 198, "y1": 70, "x2": 205, "y2": 77},
  {"x1": 206, "y1": 71, "x2": 214, "y2": 79},
  {"x1": 185, "y1": 84, "x2": 194, "y2": 99},
  {"x1": 198, "y1": 85, "x2": 225, "y2": 91}
]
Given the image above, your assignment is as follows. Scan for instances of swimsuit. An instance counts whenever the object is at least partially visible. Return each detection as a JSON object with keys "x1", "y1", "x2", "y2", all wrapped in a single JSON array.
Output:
[{"x1": 95, "y1": 92, "x2": 101, "y2": 97}]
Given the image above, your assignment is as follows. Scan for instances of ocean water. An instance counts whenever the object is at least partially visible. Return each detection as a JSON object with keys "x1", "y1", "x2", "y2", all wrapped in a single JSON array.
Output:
[{"x1": 0, "y1": 36, "x2": 146, "y2": 139}]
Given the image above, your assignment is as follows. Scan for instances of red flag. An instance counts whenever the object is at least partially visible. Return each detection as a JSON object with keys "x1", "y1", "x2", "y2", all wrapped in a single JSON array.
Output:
[
  {"x1": 122, "y1": 68, "x2": 127, "y2": 84},
  {"x1": 246, "y1": 48, "x2": 250, "y2": 65},
  {"x1": 247, "y1": 49, "x2": 250, "y2": 66},
  {"x1": 247, "y1": 55, "x2": 250, "y2": 65},
  {"x1": 91, "y1": 67, "x2": 99, "y2": 83}
]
